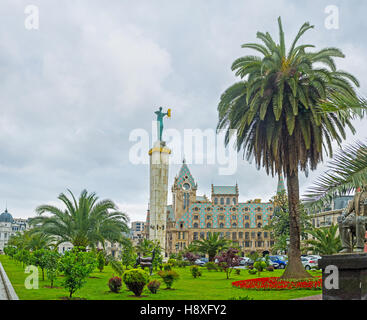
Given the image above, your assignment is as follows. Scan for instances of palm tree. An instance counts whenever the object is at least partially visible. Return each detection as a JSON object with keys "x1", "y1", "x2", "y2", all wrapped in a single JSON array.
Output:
[
  {"x1": 192, "y1": 232, "x2": 229, "y2": 261},
  {"x1": 304, "y1": 140, "x2": 367, "y2": 208},
  {"x1": 305, "y1": 224, "x2": 341, "y2": 255},
  {"x1": 217, "y1": 17, "x2": 363, "y2": 279},
  {"x1": 29, "y1": 189, "x2": 129, "y2": 249},
  {"x1": 7, "y1": 230, "x2": 55, "y2": 251},
  {"x1": 135, "y1": 239, "x2": 154, "y2": 256}
]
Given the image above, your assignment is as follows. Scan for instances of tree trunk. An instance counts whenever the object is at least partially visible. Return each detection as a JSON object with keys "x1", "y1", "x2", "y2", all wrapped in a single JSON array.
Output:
[{"x1": 280, "y1": 169, "x2": 312, "y2": 280}]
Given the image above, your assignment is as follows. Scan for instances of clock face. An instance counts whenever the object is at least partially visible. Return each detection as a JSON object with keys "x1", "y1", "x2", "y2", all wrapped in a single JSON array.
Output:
[{"x1": 183, "y1": 183, "x2": 190, "y2": 190}]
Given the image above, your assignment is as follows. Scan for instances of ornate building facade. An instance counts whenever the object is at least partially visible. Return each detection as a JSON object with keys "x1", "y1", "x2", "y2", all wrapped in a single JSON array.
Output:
[{"x1": 146, "y1": 161, "x2": 276, "y2": 256}]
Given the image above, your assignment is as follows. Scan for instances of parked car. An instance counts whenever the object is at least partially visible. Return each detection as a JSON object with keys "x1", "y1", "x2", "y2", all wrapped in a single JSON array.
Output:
[
  {"x1": 194, "y1": 258, "x2": 208, "y2": 266},
  {"x1": 269, "y1": 256, "x2": 287, "y2": 269},
  {"x1": 239, "y1": 257, "x2": 254, "y2": 267},
  {"x1": 307, "y1": 255, "x2": 321, "y2": 261},
  {"x1": 301, "y1": 257, "x2": 318, "y2": 270}
]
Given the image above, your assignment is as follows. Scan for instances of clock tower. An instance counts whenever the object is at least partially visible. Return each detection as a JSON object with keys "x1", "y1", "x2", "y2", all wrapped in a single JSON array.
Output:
[{"x1": 171, "y1": 159, "x2": 197, "y2": 221}]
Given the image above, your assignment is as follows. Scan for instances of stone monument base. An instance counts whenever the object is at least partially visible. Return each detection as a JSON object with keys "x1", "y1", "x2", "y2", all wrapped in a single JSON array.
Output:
[{"x1": 318, "y1": 253, "x2": 367, "y2": 300}]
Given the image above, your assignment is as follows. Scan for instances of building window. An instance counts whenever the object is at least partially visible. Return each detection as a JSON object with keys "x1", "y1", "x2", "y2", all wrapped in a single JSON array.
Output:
[
  {"x1": 239, "y1": 232, "x2": 243, "y2": 239},
  {"x1": 257, "y1": 232, "x2": 262, "y2": 238},
  {"x1": 264, "y1": 232, "x2": 268, "y2": 238},
  {"x1": 194, "y1": 215, "x2": 198, "y2": 220},
  {"x1": 245, "y1": 207, "x2": 249, "y2": 211},
  {"x1": 206, "y1": 232, "x2": 211, "y2": 239},
  {"x1": 219, "y1": 215, "x2": 224, "y2": 220},
  {"x1": 193, "y1": 232, "x2": 198, "y2": 240},
  {"x1": 257, "y1": 215, "x2": 262, "y2": 220},
  {"x1": 245, "y1": 223, "x2": 250, "y2": 228},
  {"x1": 257, "y1": 223, "x2": 262, "y2": 228},
  {"x1": 232, "y1": 232, "x2": 237, "y2": 240},
  {"x1": 245, "y1": 241, "x2": 250, "y2": 247},
  {"x1": 220, "y1": 198, "x2": 224, "y2": 205},
  {"x1": 232, "y1": 215, "x2": 237, "y2": 220},
  {"x1": 207, "y1": 223, "x2": 211, "y2": 228},
  {"x1": 226, "y1": 198, "x2": 230, "y2": 205},
  {"x1": 245, "y1": 232, "x2": 249, "y2": 240},
  {"x1": 206, "y1": 215, "x2": 212, "y2": 220},
  {"x1": 225, "y1": 232, "x2": 230, "y2": 239},
  {"x1": 251, "y1": 232, "x2": 255, "y2": 238},
  {"x1": 219, "y1": 223, "x2": 224, "y2": 228},
  {"x1": 193, "y1": 223, "x2": 198, "y2": 228},
  {"x1": 214, "y1": 198, "x2": 218, "y2": 205},
  {"x1": 233, "y1": 198, "x2": 236, "y2": 205},
  {"x1": 244, "y1": 215, "x2": 249, "y2": 220},
  {"x1": 219, "y1": 232, "x2": 224, "y2": 239},
  {"x1": 200, "y1": 232, "x2": 205, "y2": 239},
  {"x1": 257, "y1": 207, "x2": 262, "y2": 212},
  {"x1": 232, "y1": 223, "x2": 237, "y2": 228}
]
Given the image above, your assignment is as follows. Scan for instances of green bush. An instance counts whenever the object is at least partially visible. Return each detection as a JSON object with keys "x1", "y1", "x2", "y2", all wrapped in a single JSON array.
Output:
[
  {"x1": 147, "y1": 280, "x2": 161, "y2": 294},
  {"x1": 122, "y1": 269, "x2": 149, "y2": 297},
  {"x1": 177, "y1": 260, "x2": 189, "y2": 268},
  {"x1": 190, "y1": 265, "x2": 202, "y2": 278},
  {"x1": 253, "y1": 261, "x2": 267, "y2": 274},
  {"x1": 97, "y1": 251, "x2": 106, "y2": 272},
  {"x1": 235, "y1": 269, "x2": 241, "y2": 275},
  {"x1": 167, "y1": 259, "x2": 177, "y2": 266},
  {"x1": 248, "y1": 269, "x2": 257, "y2": 275},
  {"x1": 163, "y1": 263, "x2": 172, "y2": 271},
  {"x1": 108, "y1": 276, "x2": 122, "y2": 293},
  {"x1": 205, "y1": 262, "x2": 218, "y2": 271},
  {"x1": 157, "y1": 270, "x2": 180, "y2": 289}
]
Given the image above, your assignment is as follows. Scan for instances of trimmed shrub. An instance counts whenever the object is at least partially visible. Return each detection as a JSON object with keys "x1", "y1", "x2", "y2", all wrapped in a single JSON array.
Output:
[
  {"x1": 167, "y1": 259, "x2": 177, "y2": 267},
  {"x1": 266, "y1": 266, "x2": 274, "y2": 272},
  {"x1": 147, "y1": 280, "x2": 161, "y2": 294},
  {"x1": 122, "y1": 269, "x2": 149, "y2": 297},
  {"x1": 205, "y1": 262, "x2": 218, "y2": 271},
  {"x1": 163, "y1": 263, "x2": 172, "y2": 271},
  {"x1": 157, "y1": 270, "x2": 180, "y2": 289},
  {"x1": 177, "y1": 260, "x2": 189, "y2": 268},
  {"x1": 108, "y1": 276, "x2": 122, "y2": 293},
  {"x1": 235, "y1": 269, "x2": 241, "y2": 275},
  {"x1": 190, "y1": 265, "x2": 202, "y2": 278},
  {"x1": 248, "y1": 269, "x2": 257, "y2": 275}
]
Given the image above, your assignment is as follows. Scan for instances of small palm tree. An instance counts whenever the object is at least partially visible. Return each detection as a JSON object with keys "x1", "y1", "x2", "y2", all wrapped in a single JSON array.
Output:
[
  {"x1": 29, "y1": 189, "x2": 129, "y2": 249},
  {"x1": 305, "y1": 224, "x2": 341, "y2": 255},
  {"x1": 191, "y1": 232, "x2": 229, "y2": 261},
  {"x1": 135, "y1": 239, "x2": 155, "y2": 256},
  {"x1": 217, "y1": 17, "x2": 363, "y2": 279}
]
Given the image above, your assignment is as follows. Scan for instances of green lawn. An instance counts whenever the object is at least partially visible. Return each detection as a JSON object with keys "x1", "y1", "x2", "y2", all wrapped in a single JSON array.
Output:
[{"x1": 0, "y1": 255, "x2": 322, "y2": 300}]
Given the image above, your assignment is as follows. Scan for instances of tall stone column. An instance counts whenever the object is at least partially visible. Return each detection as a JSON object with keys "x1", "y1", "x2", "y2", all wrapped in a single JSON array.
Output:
[{"x1": 148, "y1": 140, "x2": 171, "y2": 252}]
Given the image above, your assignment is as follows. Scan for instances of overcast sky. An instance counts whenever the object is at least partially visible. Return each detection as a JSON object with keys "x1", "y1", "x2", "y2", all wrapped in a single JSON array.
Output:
[{"x1": 0, "y1": 0, "x2": 366, "y2": 224}]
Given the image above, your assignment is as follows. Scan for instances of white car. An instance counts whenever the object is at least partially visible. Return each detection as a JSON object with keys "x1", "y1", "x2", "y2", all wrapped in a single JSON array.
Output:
[{"x1": 301, "y1": 257, "x2": 318, "y2": 270}]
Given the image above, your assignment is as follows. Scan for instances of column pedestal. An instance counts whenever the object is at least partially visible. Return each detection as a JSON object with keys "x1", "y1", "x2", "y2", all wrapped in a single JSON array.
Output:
[{"x1": 318, "y1": 253, "x2": 367, "y2": 300}]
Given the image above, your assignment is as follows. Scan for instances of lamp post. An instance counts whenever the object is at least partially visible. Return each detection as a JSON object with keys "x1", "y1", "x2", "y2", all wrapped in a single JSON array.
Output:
[{"x1": 285, "y1": 237, "x2": 290, "y2": 255}]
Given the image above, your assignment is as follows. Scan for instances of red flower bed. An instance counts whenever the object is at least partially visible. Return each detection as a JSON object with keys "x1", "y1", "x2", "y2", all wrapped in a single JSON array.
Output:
[{"x1": 232, "y1": 277, "x2": 322, "y2": 291}]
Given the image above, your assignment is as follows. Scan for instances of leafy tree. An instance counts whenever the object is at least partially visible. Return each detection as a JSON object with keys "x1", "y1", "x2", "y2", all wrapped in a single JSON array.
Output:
[
  {"x1": 44, "y1": 250, "x2": 60, "y2": 288},
  {"x1": 121, "y1": 243, "x2": 137, "y2": 269},
  {"x1": 29, "y1": 189, "x2": 129, "y2": 249},
  {"x1": 217, "y1": 17, "x2": 363, "y2": 279},
  {"x1": 97, "y1": 250, "x2": 106, "y2": 272},
  {"x1": 157, "y1": 270, "x2": 180, "y2": 289},
  {"x1": 265, "y1": 190, "x2": 311, "y2": 253},
  {"x1": 32, "y1": 249, "x2": 48, "y2": 281},
  {"x1": 191, "y1": 232, "x2": 229, "y2": 261},
  {"x1": 182, "y1": 252, "x2": 199, "y2": 265},
  {"x1": 305, "y1": 224, "x2": 341, "y2": 255},
  {"x1": 58, "y1": 248, "x2": 97, "y2": 298},
  {"x1": 215, "y1": 248, "x2": 240, "y2": 279},
  {"x1": 3, "y1": 246, "x2": 17, "y2": 259}
]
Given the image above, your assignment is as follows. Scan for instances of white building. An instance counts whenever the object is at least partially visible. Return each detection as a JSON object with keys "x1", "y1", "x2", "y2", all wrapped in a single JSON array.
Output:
[
  {"x1": 130, "y1": 221, "x2": 145, "y2": 245},
  {"x1": 0, "y1": 209, "x2": 28, "y2": 253}
]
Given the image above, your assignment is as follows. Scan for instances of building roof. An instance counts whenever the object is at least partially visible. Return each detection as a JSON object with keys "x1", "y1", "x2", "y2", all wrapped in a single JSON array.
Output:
[
  {"x1": 176, "y1": 160, "x2": 196, "y2": 189},
  {"x1": 212, "y1": 185, "x2": 237, "y2": 195},
  {"x1": 0, "y1": 209, "x2": 13, "y2": 223}
]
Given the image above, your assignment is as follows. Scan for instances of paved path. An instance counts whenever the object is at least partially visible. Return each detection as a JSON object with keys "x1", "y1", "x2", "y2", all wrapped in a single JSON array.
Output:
[
  {"x1": 0, "y1": 271, "x2": 8, "y2": 300},
  {"x1": 292, "y1": 294, "x2": 322, "y2": 300}
]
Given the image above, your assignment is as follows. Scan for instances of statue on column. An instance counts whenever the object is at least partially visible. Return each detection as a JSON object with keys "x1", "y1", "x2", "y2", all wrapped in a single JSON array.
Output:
[
  {"x1": 155, "y1": 107, "x2": 171, "y2": 141},
  {"x1": 337, "y1": 187, "x2": 367, "y2": 253}
]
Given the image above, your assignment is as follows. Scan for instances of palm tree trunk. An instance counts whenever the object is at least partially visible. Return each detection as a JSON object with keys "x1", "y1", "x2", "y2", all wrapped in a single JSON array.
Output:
[{"x1": 280, "y1": 169, "x2": 311, "y2": 279}]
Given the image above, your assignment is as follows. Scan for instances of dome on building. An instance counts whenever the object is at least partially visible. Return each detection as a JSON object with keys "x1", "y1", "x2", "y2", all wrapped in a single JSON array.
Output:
[{"x1": 0, "y1": 209, "x2": 13, "y2": 223}]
